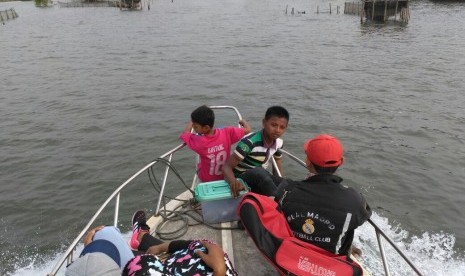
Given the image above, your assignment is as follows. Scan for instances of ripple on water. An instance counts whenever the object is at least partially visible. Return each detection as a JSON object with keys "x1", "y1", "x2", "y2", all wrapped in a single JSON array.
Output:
[{"x1": 1, "y1": 0, "x2": 465, "y2": 275}]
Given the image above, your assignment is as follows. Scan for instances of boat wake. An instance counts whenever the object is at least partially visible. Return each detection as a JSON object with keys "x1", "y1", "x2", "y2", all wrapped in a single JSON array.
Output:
[
  {"x1": 354, "y1": 212, "x2": 465, "y2": 276},
  {"x1": 9, "y1": 212, "x2": 465, "y2": 276}
]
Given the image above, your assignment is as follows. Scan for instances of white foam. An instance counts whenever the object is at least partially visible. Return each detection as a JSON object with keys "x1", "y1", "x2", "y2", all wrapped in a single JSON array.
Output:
[
  {"x1": 9, "y1": 244, "x2": 83, "y2": 276},
  {"x1": 10, "y1": 215, "x2": 465, "y2": 276},
  {"x1": 354, "y1": 212, "x2": 465, "y2": 276}
]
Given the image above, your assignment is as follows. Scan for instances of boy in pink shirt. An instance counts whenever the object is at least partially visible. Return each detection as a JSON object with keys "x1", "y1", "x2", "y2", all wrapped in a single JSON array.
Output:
[{"x1": 180, "y1": 105, "x2": 251, "y2": 182}]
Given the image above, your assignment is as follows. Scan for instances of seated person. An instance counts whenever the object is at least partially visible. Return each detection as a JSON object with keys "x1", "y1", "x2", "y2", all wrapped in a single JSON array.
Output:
[
  {"x1": 222, "y1": 106, "x2": 289, "y2": 197},
  {"x1": 68, "y1": 210, "x2": 238, "y2": 276},
  {"x1": 66, "y1": 226, "x2": 132, "y2": 276},
  {"x1": 180, "y1": 105, "x2": 250, "y2": 182},
  {"x1": 274, "y1": 134, "x2": 372, "y2": 255},
  {"x1": 128, "y1": 210, "x2": 238, "y2": 275}
]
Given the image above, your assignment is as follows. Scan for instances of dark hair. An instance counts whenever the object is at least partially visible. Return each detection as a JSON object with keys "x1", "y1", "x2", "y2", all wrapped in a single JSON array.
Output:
[
  {"x1": 264, "y1": 106, "x2": 289, "y2": 121},
  {"x1": 191, "y1": 105, "x2": 215, "y2": 128},
  {"x1": 312, "y1": 163, "x2": 339, "y2": 174}
]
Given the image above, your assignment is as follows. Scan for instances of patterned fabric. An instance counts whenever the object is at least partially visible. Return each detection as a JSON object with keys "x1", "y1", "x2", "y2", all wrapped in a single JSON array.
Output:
[
  {"x1": 180, "y1": 127, "x2": 245, "y2": 182},
  {"x1": 233, "y1": 130, "x2": 283, "y2": 175},
  {"x1": 123, "y1": 240, "x2": 238, "y2": 276},
  {"x1": 123, "y1": 254, "x2": 164, "y2": 276},
  {"x1": 164, "y1": 240, "x2": 237, "y2": 276}
]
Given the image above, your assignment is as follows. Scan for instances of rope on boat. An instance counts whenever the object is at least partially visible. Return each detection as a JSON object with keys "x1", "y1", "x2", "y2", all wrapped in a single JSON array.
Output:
[
  {"x1": 147, "y1": 158, "x2": 240, "y2": 240},
  {"x1": 148, "y1": 157, "x2": 195, "y2": 197}
]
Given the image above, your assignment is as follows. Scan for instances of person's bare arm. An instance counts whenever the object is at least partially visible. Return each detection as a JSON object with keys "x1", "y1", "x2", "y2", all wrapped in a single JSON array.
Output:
[
  {"x1": 195, "y1": 242, "x2": 227, "y2": 276},
  {"x1": 238, "y1": 119, "x2": 251, "y2": 135},
  {"x1": 146, "y1": 242, "x2": 170, "y2": 255},
  {"x1": 183, "y1": 121, "x2": 193, "y2": 133},
  {"x1": 222, "y1": 154, "x2": 245, "y2": 197},
  {"x1": 83, "y1": 226, "x2": 105, "y2": 246}
]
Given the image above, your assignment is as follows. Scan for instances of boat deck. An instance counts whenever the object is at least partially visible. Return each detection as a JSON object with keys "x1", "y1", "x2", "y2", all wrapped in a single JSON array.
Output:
[
  {"x1": 47, "y1": 106, "x2": 422, "y2": 276},
  {"x1": 145, "y1": 190, "x2": 278, "y2": 275}
]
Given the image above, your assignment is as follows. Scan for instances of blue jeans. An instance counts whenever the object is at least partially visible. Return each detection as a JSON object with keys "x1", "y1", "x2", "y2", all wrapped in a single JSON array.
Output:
[{"x1": 94, "y1": 226, "x2": 135, "y2": 268}]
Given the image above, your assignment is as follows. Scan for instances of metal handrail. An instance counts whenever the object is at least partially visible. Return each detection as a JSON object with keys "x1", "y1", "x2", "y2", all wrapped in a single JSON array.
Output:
[
  {"x1": 47, "y1": 143, "x2": 186, "y2": 276},
  {"x1": 279, "y1": 149, "x2": 423, "y2": 276},
  {"x1": 368, "y1": 218, "x2": 423, "y2": 276},
  {"x1": 48, "y1": 106, "x2": 422, "y2": 276},
  {"x1": 48, "y1": 105, "x2": 243, "y2": 276}
]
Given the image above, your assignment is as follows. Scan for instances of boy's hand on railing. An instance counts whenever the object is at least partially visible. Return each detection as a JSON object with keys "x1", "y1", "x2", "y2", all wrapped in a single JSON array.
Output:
[{"x1": 238, "y1": 119, "x2": 251, "y2": 135}]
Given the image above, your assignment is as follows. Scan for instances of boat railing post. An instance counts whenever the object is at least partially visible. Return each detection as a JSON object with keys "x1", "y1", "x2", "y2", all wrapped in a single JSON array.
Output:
[
  {"x1": 155, "y1": 153, "x2": 174, "y2": 215},
  {"x1": 271, "y1": 157, "x2": 282, "y2": 177},
  {"x1": 369, "y1": 219, "x2": 424, "y2": 275},
  {"x1": 66, "y1": 251, "x2": 74, "y2": 271},
  {"x1": 375, "y1": 230, "x2": 391, "y2": 276},
  {"x1": 113, "y1": 192, "x2": 121, "y2": 227}
]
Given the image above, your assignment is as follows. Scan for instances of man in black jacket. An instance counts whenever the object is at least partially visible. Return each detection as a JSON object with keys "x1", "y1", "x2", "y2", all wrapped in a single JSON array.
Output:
[{"x1": 275, "y1": 134, "x2": 371, "y2": 256}]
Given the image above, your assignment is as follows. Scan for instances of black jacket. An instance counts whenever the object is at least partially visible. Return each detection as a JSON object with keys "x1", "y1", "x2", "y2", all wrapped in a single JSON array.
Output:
[{"x1": 275, "y1": 174, "x2": 371, "y2": 255}]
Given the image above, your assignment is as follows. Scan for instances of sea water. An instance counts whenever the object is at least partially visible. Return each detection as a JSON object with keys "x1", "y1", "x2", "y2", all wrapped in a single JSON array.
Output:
[{"x1": 1, "y1": 0, "x2": 465, "y2": 275}]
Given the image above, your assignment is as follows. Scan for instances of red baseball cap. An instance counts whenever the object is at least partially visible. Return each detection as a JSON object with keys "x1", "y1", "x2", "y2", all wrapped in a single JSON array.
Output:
[{"x1": 303, "y1": 134, "x2": 343, "y2": 167}]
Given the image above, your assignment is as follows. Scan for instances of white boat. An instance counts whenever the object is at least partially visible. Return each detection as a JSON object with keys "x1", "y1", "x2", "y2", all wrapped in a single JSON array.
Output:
[{"x1": 47, "y1": 105, "x2": 423, "y2": 276}]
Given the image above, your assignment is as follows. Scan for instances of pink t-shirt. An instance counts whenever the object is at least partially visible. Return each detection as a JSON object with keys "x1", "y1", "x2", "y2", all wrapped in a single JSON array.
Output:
[{"x1": 180, "y1": 127, "x2": 245, "y2": 182}]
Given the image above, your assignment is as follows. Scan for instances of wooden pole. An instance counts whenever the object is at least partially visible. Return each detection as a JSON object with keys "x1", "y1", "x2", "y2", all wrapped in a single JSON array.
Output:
[
  {"x1": 361, "y1": 1, "x2": 364, "y2": 22},
  {"x1": 372, "y1": 0, "x2": 375, "y2": 21},
  {"x1": 384, "y1": 0, "x2": 387, "y2": 22},
  {"x1": 407, "y1": 0, "x2": 410, "y2": 22}
]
